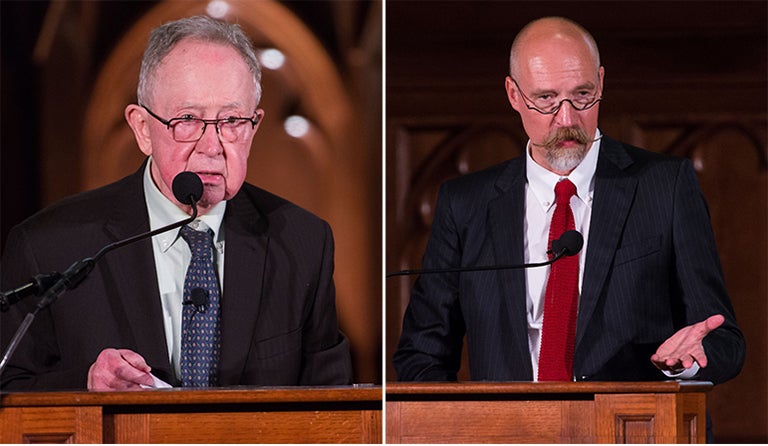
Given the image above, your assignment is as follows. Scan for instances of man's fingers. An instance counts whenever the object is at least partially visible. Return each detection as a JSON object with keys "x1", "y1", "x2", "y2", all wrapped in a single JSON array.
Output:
[
  {"x1": 650, "y1": 315, "x2": 724, "y2": 372},
  {"x1": 650, "y1": 351, "x2": 680, "y2": 370},
  {"x1": 88, "y1": 348, "x2": 154, "y2": 390},
  {"x1": 679, "y1": 354, "x2": 697, "y2": 369},
  {"x1": 117, "y1": 348, "x2": 152, "y2": 373},
  {"x1": 705, "y1": 314, "x2": 725, "y2": 332},
  {"x1": 116, "y1": 350, "x2": 154, "y2": 387},
  {"x1": 114, "y1": 361, "x2": 154, "y2": 386},
  {"x1": 690, "y1": 314, "x2": 724, "y2": 338}
]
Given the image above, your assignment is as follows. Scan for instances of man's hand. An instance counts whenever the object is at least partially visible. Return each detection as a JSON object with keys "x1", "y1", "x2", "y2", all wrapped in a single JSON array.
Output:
[
  {"x1": 651, "y1": 314, "x2": 725, "y2": 372},
  {"x1": 87, "y1": 348, "x2": 154, "y2": 391}
]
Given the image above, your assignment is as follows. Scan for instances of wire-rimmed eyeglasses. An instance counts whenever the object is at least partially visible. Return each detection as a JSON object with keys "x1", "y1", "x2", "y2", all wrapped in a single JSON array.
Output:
[
  {"x1": 510, "y1": 78, "x2": 602, "y2": 115},
  {"x1": 141, "y1": 104, "x2": 260, "y2": 143}
]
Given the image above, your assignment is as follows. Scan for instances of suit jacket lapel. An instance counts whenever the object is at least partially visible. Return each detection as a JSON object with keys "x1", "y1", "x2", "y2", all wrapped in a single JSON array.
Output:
[
  {"x1": 100, "y1": 167, "x2": 174, "y2": 383},
  {"x1": 218, "y1": 191, "x2": 268, "y2": 385},
  {"x1": 488, "y1": 158, "x2": 533, "y2": 376},
  {"x1": 577, "y1": 136, "x2": 638, "y2": 349}
]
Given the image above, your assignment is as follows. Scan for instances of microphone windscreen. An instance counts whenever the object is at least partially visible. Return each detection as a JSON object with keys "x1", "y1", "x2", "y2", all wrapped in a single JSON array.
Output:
[
  {"x1": 172, "y1": 172, "x2": 203, "y2": 205},
  {"x1": 554, "y1": 230, "x2": 584, "y2": 256}
]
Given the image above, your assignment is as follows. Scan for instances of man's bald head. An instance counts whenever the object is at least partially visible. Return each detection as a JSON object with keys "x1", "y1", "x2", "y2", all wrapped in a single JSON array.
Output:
[{"x1": 509, "y1": 17, "x2": 600, "y2": 79}]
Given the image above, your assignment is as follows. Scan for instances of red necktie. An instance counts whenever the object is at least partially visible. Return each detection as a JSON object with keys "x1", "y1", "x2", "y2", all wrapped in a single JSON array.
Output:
[{"x1": 538, "y1": 179, "x2": 579, "y2": 381}]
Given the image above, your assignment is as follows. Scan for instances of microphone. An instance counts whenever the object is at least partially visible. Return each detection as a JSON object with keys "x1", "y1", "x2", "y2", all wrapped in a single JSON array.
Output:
[
  {"x1": 0, "y1": 171, "x2": 204, "y2": 373},
  {"x1": 172, "y1": 171, "x2": 204, "y2": 206},
  {"x1": 183, "y1": 288, "x2": 209, "y2": 313},
  {"x1": 386, "y1": 230, "x2": 583, "y2": 278},
  {"x1": 551, "y1": 229, "x2": 583, "y2": 257}
]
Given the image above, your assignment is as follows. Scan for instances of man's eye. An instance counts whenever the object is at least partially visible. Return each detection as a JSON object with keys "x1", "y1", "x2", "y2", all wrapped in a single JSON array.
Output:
[
  {"x1": 179, "y1": 114, "x2": 197, "y2": 121},
  {"x1": 222, "y1": 116, "x2": 239, "y2": 124},
  {"x1": 537, "y1": 94, "x2": 553, "y2": 101}
]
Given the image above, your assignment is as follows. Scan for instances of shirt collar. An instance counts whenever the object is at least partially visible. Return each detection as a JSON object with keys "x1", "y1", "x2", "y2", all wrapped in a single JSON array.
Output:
[
  {"x1": 143, "y1": 158, "x2": 226, "y2": 252},
  {"x1": 526, "y1": 129, "x2": 601, "y2": 212}
]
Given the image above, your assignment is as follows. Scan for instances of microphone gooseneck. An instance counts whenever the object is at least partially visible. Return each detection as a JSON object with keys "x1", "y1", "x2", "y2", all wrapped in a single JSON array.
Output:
[
  {"x1": 88, "y1": 171, "x2": 202, "y2": 267},
  {"x1": 386, "y1": 230, "x2": 584, "y2": 278},
  {"x1": 0, "y1": 171, "x2": 204, "y2": 374}
]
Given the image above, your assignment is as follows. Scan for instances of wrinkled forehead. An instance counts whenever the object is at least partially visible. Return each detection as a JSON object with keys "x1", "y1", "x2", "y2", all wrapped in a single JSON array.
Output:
[
  {"x1": 151, "y1": 40, "x2": 259, "y2": 105},
  {"x1": 159, "y1": 39, "x2": 248, "y2": 73}
]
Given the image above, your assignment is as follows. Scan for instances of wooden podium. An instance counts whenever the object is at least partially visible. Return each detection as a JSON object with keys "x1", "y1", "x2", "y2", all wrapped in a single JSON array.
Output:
[
  {"x1": 387, "y1": 381, "x2": 712, "y2": 443},
  {"x1": 0, "y1": 385, "x2": 381, "y2": 443}
]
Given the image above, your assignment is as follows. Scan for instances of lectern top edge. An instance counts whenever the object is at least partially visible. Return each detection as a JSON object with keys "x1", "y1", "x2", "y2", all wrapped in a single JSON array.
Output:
[{"x1": 385, "y1": 380, "x2": 714, "y2": 396}]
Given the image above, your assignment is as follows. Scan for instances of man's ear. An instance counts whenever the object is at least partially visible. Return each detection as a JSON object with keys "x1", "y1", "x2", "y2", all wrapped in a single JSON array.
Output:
[
  {"x1": 252, "y1": 109, "x2": 265, "y2": 134},
  {"x1": 240, "y1": 109, "x2": 266, "y2": 155},
  {"x1": 125, "y1": 104, "x2": 153, "y2": 156},
  {"x1": 505, "y1": 76, "x2": 522, "y2": 112},
  {"x1": 598, "y1": 66, "x2": 605, "y2": 93}
]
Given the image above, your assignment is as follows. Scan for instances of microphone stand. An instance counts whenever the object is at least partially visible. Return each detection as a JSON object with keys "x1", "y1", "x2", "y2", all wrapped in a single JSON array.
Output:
[
  {"x1": 0, "y1": 198, "x2": 199, "y2": 376},
  {"x1": 0, "y1": 273, "x2": 62, "y2": 313}
]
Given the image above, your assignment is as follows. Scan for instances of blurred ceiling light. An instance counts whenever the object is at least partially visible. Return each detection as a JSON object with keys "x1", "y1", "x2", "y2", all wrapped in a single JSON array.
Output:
[
  {"x1": 259, "y1": 48, "x2": 286, "y2": 70},
  {"x1": 284, "y1": 115, "x2": 310, "y2": 138},
  {"x1": 206, "y1": 1, "x2": 230, "y2": 19}
]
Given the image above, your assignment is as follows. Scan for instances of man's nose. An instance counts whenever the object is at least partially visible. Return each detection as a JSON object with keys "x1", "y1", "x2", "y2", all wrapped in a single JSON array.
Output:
[
  {"x1": 196, "y1": 122, "x2": 224, "y2": 155},
  {"x1": 552, "y1": 99, "x2": 578, "y2": 127}
]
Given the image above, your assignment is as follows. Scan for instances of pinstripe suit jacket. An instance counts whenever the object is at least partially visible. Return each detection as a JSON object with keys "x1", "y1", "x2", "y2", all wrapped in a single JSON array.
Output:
[
  {"x1": 394, "y1": 135, "x2": 745, "y2": 384},
  {"x1": 1, "y1": 162, "x2": 352, "y2": 390}
]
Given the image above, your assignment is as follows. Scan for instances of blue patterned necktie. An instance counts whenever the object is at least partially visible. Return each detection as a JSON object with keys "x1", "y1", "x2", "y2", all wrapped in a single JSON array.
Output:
[{"x1": 179, "y1": 224, "x2": 221, "y2": 387}]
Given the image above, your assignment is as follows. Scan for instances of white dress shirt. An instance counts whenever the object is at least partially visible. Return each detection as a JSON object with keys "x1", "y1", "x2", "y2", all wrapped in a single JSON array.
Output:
[
  {"x1": 524, "y1": 131, "x2": 600, "y2": 381},
  {"x1": 142, "y1": 159, "x2": 226, "y2": 381}
]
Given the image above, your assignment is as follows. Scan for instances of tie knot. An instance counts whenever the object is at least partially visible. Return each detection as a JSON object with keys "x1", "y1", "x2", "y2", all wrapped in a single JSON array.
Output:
[
  {"x1": 180, "y1": 225, "x2": 214, "y2": 259},
  {"x1": 554, "y1": 179, "x2": 576, "y2": 204}
]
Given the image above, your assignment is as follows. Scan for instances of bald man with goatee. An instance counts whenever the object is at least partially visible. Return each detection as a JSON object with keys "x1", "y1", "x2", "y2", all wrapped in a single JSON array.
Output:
[{"x1": 395, "y1": 17, "x2": 744, "y2": 391}]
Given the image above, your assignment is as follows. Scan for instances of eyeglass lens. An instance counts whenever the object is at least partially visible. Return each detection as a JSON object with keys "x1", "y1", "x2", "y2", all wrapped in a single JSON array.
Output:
[{"x1": 172, "y1": 119, "x2": 252, "y2": 143}]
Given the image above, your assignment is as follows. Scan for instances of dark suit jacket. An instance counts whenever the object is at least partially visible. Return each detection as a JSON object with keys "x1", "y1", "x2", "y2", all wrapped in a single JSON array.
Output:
[
  {"x1": 1, "y1": 163, "x2": 353, "y2": 390},
  {"x1": 394, "y1": 135, "x2": 745, "y2": 384}
]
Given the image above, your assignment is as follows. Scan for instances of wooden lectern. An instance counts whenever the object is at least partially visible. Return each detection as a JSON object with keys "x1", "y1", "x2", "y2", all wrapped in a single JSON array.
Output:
[
  {"x1": 387, "y1": 381, "x2": 712, "y2": 443},
  {"x1": 0, "y1": 385, "x2": 381, "y2": 443}
]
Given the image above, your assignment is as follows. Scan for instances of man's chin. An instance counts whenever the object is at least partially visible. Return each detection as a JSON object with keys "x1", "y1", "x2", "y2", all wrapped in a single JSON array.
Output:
[
  {"x1": 197, "y1": 190, "x2": 226, "y2": 209},
  {"x1": 546, "y1": 147, "x2": 587, "y2": 173},
  {"x1": 548, "y1": 146, "x2": 585, "y2": 159}
]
